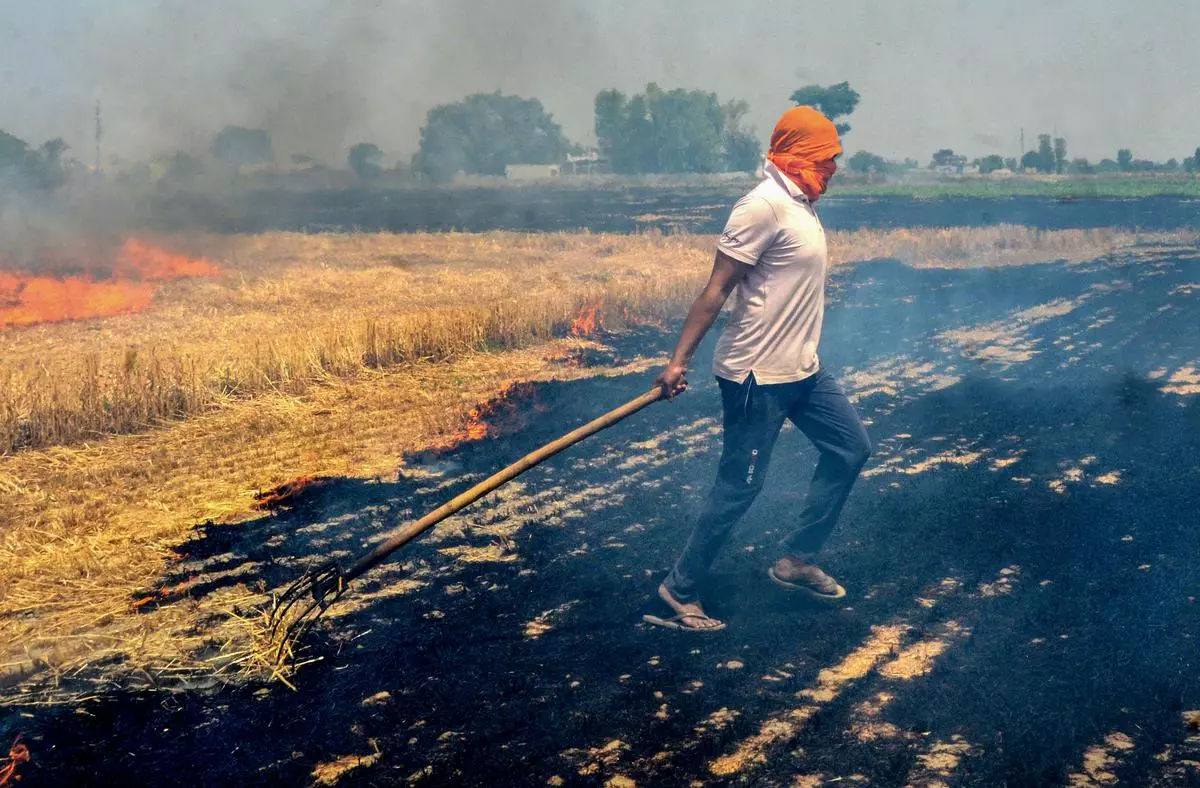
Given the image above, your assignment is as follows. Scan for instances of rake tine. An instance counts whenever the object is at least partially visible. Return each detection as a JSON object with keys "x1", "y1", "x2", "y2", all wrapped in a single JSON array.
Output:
[
  {"x1": 267, "y1": 561, "x2": 343, "y2": 645},
  {"x1": 274, "y1": 598, "x2": 331, "y2": 665},
  {"x1": 266, "y1": 387, "x2": 665, "y2": 671},
  {"x1": 267, "y1": 581, "x2": 312, "y2": 644},
  {"x1": 267, "y1": 562, "x2": 348, "y2": 665}
]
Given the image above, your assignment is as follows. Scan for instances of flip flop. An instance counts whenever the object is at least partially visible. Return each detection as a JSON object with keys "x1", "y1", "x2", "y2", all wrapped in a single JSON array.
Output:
[
  {"x1": 642, "y1": 611, "x2": 727, "y2": 633},
  {"x1": 768, "y1": 566, "x2": 846, "y2": 601}
]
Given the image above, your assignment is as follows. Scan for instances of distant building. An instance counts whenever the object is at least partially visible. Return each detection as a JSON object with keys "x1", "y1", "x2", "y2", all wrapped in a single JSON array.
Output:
[
  {"x1": 505, "y1": 163, "x2": 561, "y2": 181},
  {"x1": 565, "y1": 150, "x2": 607, "y2": 175}
]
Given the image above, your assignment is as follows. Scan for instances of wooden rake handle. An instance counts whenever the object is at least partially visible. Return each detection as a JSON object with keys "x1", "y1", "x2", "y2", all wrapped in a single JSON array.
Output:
[{"x1": 341, "y1": 386, "x2": 665, "y2": 585}]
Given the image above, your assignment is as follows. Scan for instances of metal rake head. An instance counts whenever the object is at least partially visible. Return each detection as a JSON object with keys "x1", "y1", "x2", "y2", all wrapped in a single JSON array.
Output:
[{"x1": 267, "y1": 560, "x2": 347, "y2": 667}]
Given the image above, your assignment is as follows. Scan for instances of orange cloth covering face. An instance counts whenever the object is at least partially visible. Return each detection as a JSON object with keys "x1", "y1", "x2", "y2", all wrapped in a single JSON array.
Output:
[{"x1": 766, "y1": 106, "x2": 843, "y2": 203}]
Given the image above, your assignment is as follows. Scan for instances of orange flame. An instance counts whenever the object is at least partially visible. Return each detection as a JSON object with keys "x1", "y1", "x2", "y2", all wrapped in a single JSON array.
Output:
[
  {"x1": 253, "y1": 475, "x2": 333, "y2": 511},
  {"x1": 430, "y1": 382, "x2": 543, "y2": 452},
  {"x1": 114, "y1": 238, "x2": 220, "y2": 280},
  {"x1": 0, "y1": 238, "x2": 218, "y2": 329},
  {"x1": 570, "y1": 298, "x2": 604, "y2": 336},
  {"x1": 0, "y1": 272, "x2": 155, "y2": 328}
]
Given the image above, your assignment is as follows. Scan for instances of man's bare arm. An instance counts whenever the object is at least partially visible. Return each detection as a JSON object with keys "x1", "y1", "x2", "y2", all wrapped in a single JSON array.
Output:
[{"x1": 654, "y1": 250, "x2": 750, "y2": 398}]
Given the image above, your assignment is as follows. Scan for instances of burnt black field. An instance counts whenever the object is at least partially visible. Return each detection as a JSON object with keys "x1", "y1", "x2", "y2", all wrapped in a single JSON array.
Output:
[
  {"x1": 6, "y1": 227, "x2": 1199, "y2": 786},
  {"x1": 144, "y1": 185, "x2": 1200, "y2": 234}
]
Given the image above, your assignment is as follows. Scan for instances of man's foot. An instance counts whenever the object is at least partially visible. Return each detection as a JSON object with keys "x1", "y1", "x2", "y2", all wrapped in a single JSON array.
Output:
[
  {"x1": 768, "y1": 556, "x2": 846, "y2": 600},
  {"x1": 642, "y1": 583, "x2": 726, "y2": 632}
]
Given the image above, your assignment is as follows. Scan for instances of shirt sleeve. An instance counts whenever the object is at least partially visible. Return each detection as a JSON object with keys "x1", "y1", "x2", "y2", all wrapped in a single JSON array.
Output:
[{"x1": 716, "y1": 195, "x2": 778, "y2": 265}]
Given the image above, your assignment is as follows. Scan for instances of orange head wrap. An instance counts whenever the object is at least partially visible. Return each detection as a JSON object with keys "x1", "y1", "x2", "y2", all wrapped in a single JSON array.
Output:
[{"x1": 766, "y1": 106, "x2": 843, "y2": 203}]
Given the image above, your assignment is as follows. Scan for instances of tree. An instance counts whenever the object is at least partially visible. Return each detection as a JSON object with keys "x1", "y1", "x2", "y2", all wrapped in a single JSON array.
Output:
[
  {"x1": 1, "y1": 129, "x2": 71, "y2": 190},
  {"x1": 594, "y1": 84, "x2": 758, "y2": 175},
  {"x1": 1097, "y1": 158, "x2": 1120, "y2": 173},
  {"x1": 1004, "y1": 157, "x2": 1018, "y2": 171},
  {"x1": 414, "y1": 92, "x2": 570, "y2": 181},
  {"x1": 1117, "y1": 148, "x2": 1133, "y2": 172},
  {"x1": 978, "y1": 154, "x2": 1005, "y2": 174},
  {"x1": 34, "y1": 138, "x2": 69, "y2": 188},
  {"x1": 1035, "y1": 134, "x2": 1055, "y2": 173},
  {"x1": 931, "y1": 149, "x2": 967, "y2": 171},
  {"x1": 644, "y1": 83, "x2": 725, "y2": 173},
  {"x1": 594, "y1": 89, "x2": 627, "y2": 166},
  {"x1": 164, "y1": 151, "x2": 204, "y2": 184},
  {"x1": 348, "y1": 142, "x2": 383, "y2": 181},
  {"x1": 211, "y1": 126, "x2": 273, "y2": 167},
  {"x1": 848, "y1": 150, "x2": 888, "y2": 174},
  {"x1": 722, "y1": 99, "x2": 762, "y2": 172},
  {"x1": 1019, "y1": 135, "x2": 1055, "y2": 174},
  {"x1": 0, "y1": 129, "x2": 31, "y2": 183},
  {"x1": 788, "y1": 82, "x2": 860, "y2": 135},
  {"x1": 1069, "y1": 158, "x2": 1094, "y2": 174},
  {"x1": 39, "y1": 138, "x2": 68, "y2": 167},
  {"x1": 1053, "y1": 137, "x2": 1067, "y2": 174}
]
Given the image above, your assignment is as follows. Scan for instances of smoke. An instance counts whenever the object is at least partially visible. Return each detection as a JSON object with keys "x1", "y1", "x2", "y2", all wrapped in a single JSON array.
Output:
[
  {"x1": 2, "y1": 2, "x2": 1199, "y2": 169},
  {"x1": 5, "y1": 0, "x2": 604, "y2": 167},
  {"x1": 77, "y1": 0, "x2": 396, "y2": 164}
]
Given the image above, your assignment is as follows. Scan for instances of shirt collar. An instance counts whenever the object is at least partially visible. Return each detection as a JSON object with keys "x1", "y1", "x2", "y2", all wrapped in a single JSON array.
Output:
[{"x1": 763, "y1": 159, "x2": 808, "y2": 202}]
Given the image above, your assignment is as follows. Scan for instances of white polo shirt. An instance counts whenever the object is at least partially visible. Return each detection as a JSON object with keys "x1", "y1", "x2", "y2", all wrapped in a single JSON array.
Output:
[{"x1": 711, "y1": 160, "x2": 829, "y2": 385}]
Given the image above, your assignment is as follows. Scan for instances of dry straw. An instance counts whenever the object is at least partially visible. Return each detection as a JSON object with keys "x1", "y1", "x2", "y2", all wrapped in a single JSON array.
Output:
[{"x1": 1, "y1": 226, "x2": 1186, "y2": 700}]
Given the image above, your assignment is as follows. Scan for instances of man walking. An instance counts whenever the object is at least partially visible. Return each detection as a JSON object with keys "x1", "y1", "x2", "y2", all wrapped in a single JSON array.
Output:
[{"x1": 646, "y1": 106, "x2": 872, "y2": 632}]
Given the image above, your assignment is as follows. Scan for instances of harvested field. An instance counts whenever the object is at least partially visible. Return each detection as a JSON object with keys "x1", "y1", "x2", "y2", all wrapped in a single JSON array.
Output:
[
  {"x1": 143, "y1": 186, "x2": 1200, "y2": 234},
  {"x1": 2, "y1": 227, "x2": 1199, "y2": 785}
]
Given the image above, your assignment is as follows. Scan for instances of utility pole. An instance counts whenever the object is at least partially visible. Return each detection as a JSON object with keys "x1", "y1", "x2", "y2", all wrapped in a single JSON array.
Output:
[
  {"x1": 1019, "y1": 127, "x2": 1025, "y2": 173},
  {"x1": 94, "y1": 100, "x2": 103, "y2": 173}
]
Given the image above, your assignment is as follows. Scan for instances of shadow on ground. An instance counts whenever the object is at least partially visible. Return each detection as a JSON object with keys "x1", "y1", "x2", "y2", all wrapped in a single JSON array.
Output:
[{"x1": 5, "y1": 243, "x2": 1200, "y2": 786}]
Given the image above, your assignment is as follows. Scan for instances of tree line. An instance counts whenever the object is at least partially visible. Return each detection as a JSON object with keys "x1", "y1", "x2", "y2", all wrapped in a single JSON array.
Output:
[
  {"x1": 846, "y1": 132, "x2": 1200, "y2": 178},
  {"x1": 2, "y1": 82, "x2": 859, "y2": 189},
  {"x1": 6, "y1": 79, "x2": 1199, "y2": 189},
  {"x1": 410, "y1": 82, "x2": 858, "y2": 182},
  {"x1": 0, "y1": 129, "x2": 71, "y2": 191}
]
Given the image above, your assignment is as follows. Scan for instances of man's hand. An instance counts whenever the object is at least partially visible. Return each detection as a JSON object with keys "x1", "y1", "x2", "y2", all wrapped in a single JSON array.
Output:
[{"x1": 654, "y1": 361, "x2": 689, "y2": 400}]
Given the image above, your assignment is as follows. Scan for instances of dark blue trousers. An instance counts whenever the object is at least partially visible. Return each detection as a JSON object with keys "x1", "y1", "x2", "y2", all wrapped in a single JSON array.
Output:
[{"x1": 664, "y1": 369, "x2": 872, "y2": 604}]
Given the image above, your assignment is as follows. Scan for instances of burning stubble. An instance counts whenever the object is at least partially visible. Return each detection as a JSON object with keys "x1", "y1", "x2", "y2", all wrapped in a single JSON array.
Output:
[
  {"x1": 2, "y1": 226, "x2": 1199, "y2": 787},
  {"x1": 0, "y1": 238, "x2": 218, "y2": 328}
]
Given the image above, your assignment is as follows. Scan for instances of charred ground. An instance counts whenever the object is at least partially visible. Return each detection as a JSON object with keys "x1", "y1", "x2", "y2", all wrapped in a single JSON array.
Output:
[
  {"x1": 5, "y1": 244, "x2": 1200, "y2": 786},
  {"x1": 146, "y1": 188, "x2": 1200, "y2": 235}
]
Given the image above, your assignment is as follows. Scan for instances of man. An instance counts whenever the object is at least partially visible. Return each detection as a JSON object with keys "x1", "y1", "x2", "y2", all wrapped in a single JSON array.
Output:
[{"x1": 645, "y1": 106, "x2": 872, "y2": 632}]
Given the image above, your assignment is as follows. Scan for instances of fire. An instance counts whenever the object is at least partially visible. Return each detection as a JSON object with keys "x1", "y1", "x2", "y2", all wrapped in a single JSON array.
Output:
[
  {"x1": 570, "y1": 298, "x2": 605, "y2": 336},
  {"x1": 0, "y1": 272, "x2": 154, "y2": 328},
  {"x1": 115, "y1": 237, "x2": 221, "y2": 280},
  {"x1": 430, "y1": 382, "x2": 542, "y2": 452},
  {"x1": 0, "y1": 238, "x2": 218, "y2": 329},
  {"x1": 130, "y1": 576, "x2": 198, "y2": 610},
  {"x1": 463, "y1": 407, "x2": 491, "y2": 441},
  {"x1": 254, "y1": 475, "x2": 333, "y2": 511}
]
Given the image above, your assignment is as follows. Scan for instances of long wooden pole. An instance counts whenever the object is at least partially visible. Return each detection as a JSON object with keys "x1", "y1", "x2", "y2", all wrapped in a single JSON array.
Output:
[{"x1": 340, "y1": 386, "x2": 664, "y2": 585}]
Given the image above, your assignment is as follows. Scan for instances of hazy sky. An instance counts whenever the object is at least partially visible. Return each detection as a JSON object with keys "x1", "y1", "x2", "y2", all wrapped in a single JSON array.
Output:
[{"x1": 3, "y1": 0, "x2": 1198, "y2": 166}]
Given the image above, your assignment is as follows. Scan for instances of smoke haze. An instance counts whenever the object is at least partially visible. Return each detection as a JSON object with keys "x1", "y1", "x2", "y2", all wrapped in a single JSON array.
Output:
[{"x1": 2, "y1": 0, "x2": 1199, "y2": 165}]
